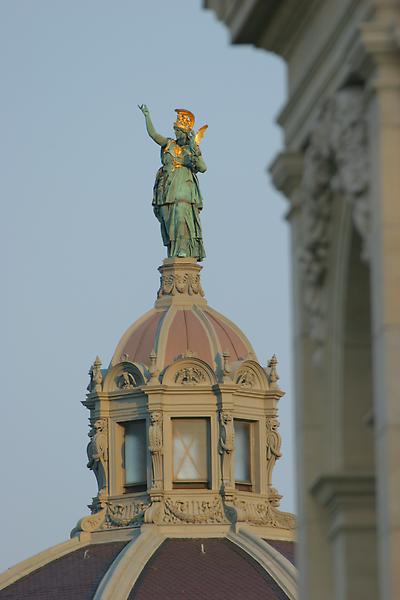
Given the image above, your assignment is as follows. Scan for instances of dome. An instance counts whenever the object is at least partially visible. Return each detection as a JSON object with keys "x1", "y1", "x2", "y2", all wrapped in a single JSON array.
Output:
[
  {"x1": 0, "y1": 536, "x2": 296, "y2": 600},
  {"x1": 111, "y1": 258, "x2": 256, "y2": 373},
  {"x1": 0, "y1": 258, "x2": 296, "y2": 600}
]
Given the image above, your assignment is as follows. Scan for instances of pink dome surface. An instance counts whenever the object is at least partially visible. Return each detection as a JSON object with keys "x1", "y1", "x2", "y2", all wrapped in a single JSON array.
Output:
[{"x1": 111, "y1": 304, "x2": 255, "y2": 370}]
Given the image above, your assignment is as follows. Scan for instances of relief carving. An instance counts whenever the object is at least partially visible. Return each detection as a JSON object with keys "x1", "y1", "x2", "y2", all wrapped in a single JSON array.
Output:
[
  {"x1": 298, "y1": 87, "x2": 369, "y2": 352},
  {"x1": 157, "y1": 272, "x2": 204, "y2": 298},
  {"x1": 266, "y1": 417, "x2": 282, "y2": 488},
  {"x1": 174, "y1": 366, "x2": 206, "y2": 385},
  {"x1": 233, "y1": 498, "x2": 295, "y2": 530},
  {"x1": 86, "y1": 419, "x2": 108, "y2": 497},
  {"x1": 235, "y1": 368, "x2": 256, "y2": 388},
  {"x1": 74, "y1": 498, "x2": 149, "y2": 533},
  {"x1": 148, "y1": 412, "x2": 163, "y2": 489},
  {"x1": 104, "y1": 500, "x2": 149, "y2": 528},
  {"x1": 117, "y1": 371, "x2": 136, "y2": 390},
  {"x1": 163, "y1": 497, "x2": 227, "y2": 524}
]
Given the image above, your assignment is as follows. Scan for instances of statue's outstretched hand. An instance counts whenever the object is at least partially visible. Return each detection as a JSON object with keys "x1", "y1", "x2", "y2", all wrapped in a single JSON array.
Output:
[{"x1": 138, "y1": 104, "x2": 150, "y2": 117}]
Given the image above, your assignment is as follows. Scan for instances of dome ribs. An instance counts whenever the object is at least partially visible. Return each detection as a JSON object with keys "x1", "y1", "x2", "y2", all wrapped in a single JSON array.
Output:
[{"x1": 204, "y1": 309, "x2": 249, "y2": 362}]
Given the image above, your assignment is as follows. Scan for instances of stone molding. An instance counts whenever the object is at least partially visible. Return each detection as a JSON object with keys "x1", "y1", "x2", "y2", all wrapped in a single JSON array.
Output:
[
  {"x1": 310, "y1": 472, "x2": 376, "y2": 539},
  {"x1": 228, "y1": 529, "x2": 298, "y2": 600},
  {"x1": 93, "y1": 528, "x2": 164, "y2": 600}
]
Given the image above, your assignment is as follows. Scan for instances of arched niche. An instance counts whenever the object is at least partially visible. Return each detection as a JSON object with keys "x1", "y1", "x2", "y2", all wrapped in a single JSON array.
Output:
[
  {"x1": 162, "y1": 357, "x2": 216, "y2": 386},
  {"x1": 103, "y1": 361, "x2": 146, "y2": 393},
  {"x1": 232, "y1": 360, "x2": 269, "y2": 391}
]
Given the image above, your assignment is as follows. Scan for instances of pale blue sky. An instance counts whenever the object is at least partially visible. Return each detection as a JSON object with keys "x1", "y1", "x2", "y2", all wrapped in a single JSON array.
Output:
[{"x1": 1, "y1": 0, "x2": 293, "y2": 570}]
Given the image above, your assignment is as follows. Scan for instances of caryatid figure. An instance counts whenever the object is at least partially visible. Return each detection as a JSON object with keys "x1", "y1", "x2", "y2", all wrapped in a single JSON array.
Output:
[
  {"x1": 219, "y1": 411, "x2": 235, "y2": 491},
  {"x1": 138, "y1": 104, "x2": 208, "y2": 261},
  {"x1": 87, "y1": 419, "x2": 108, "y2": 497},
  {"x1": 265, "y1": 417, "x2": 282, "y2": 488},
  {"x1": 148, "y1": 412, "x2": 163, "y2": 489}
]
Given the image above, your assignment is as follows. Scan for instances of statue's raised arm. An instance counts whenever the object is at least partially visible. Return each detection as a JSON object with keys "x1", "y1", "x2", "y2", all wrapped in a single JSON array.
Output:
[
  {"x1": 139, "y1": 106, "x2": 208, "y2": 262},
  {"x1": 138, "y1": 104, "x2": 168, "y2": 147}
]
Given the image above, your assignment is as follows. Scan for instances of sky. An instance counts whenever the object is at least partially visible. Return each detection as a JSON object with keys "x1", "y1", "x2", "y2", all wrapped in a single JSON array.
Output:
[{"x1": 0, "y1": 0, "x2": 293, "y2": 571}]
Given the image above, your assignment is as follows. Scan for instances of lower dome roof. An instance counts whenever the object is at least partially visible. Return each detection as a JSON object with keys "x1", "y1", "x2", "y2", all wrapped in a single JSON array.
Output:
[{"x1": 129, "y1": 538, "x2": 290, "y2": 600}]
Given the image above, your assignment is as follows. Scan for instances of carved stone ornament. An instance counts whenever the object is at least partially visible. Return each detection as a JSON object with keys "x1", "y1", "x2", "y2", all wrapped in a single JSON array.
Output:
[
  {"x1": 148, "y1": 412, "x2": 163, "y2": 489},
  {"x1": 163, "y1": 496, "x2": 227, "y2": 524},
  {"x1": 74, "y1": 498, "x2": 149, "y2": 533},
  {"x1": 233, "y1": 498, "x2": 295, "y2": 530},
  {"x1": 157, "y1": 272, "x2": 205, "y2": 298},
  {"x1": 265, "y1": 418, "x2": 282, "y2": 488},
  {"x1": 86, "y1": 419, "x2": 108, "y2": 497},
  {"x1": 174, "y1": 366, "x2": 207, "y2": 385},
  {"x1": 219, "y1": 410, "x2": 234, "y2": 490},
  {"x1": 267, "y1": 354, "x2": 279, "y2": 389},
  {"x1": 87, "y1": 356, "x2": 103, "y2": 393},
  {"x1": 298, "y1": 86, "x2": 370, "y2": 351},
  {"x1": 235, "y1": 368, "x2": 256, "y2": 388},
  {"x1": 117, "y1": 371, "x2": 136, "y2": 390},
  {"x1": 104, "y1": 500, "x2": 149, "y2": 528}
]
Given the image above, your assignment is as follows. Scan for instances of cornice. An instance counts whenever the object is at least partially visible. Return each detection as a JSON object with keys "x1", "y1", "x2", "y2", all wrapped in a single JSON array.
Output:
[
  {"x1": 310, "y1": 472, "x2": 376, "y2": 539},
  {"x1": 205, "y1": 0, "x2": 316, "y2": 58}
]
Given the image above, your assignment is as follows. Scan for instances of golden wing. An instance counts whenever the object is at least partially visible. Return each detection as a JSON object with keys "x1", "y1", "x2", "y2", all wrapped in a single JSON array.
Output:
[{"x1": 194, "y1": 124, "x2": 208, "y2": 145}]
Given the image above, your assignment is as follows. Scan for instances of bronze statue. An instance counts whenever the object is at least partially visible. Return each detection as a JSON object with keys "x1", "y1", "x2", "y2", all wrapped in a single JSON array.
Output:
[{"x1": 139, "y1": 105, "x2": 207, "y2": 261}]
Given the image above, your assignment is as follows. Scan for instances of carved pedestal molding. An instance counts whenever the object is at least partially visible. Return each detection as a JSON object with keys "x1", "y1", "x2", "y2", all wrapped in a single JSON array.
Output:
[{"x1": 155, "y1": 257, "x2": 206, "y2": 308}]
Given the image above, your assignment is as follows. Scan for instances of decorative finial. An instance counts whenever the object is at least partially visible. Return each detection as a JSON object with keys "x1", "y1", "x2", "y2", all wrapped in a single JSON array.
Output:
[
  {"x1": 87, "y1": 356, "x2": 103, "y2": 393},
  {"x1": 148, "y1": 350, "x2": 160, "y2": 384},
  {"x1": 268, "y1": 354, "x2": 280, "y2": 389},
  {"x1": 222, "y1": 351, "x2": 232, "y2": 383}
]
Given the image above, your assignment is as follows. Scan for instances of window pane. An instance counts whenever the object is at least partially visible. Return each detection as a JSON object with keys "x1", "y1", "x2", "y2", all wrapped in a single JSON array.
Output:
[
  {"x1": 124, "y1": 420, "x2": 147, "y2": 484},
  {"x1": 173, "y1": 418, "x2": 209, "y2": 482},
  {"x1": 234, "y1": 420, "x2": 251, "y2": 483}
]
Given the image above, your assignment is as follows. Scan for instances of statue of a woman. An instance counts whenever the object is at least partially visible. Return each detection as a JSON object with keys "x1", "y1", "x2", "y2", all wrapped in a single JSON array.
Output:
[{"x1": 139, "y1": 105, "x2": 207, "y2": 261}]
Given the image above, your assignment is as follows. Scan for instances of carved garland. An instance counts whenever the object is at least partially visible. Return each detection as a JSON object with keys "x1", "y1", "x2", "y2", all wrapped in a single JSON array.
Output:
[
  {"x1": 163, "y1": 497, "x2": 227, "y2": 524},
  {"x1": 77, "y1": 499, "x2": 149, "y2": 532},
  {"x1": 233, "y1": 498, "x2": 295, "y2": 530},
  {"x1": 298, "y1": 86, "x2": 369, "y2": 352}
]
